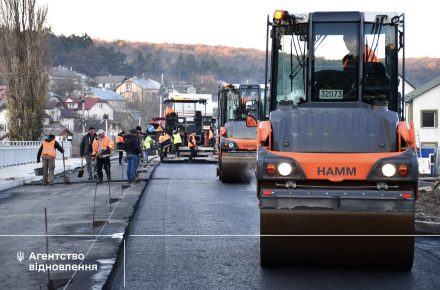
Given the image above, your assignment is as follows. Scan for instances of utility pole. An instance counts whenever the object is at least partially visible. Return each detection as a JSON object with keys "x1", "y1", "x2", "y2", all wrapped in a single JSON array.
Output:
[
  {"x1": 160, "y1": 73, "x2": 164, "y2": 118},
  {"x1": 82, "y1": 97, "x2": 85, "y2": 135},
  {"x1": 82, "y1": 87, "x2": 91, "y2": 135}
]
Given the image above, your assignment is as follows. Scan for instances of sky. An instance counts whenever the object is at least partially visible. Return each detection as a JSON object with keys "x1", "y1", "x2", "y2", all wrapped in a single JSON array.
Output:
[{"x1": 39, "y1": 0, "x2": 438, "y2": 58}]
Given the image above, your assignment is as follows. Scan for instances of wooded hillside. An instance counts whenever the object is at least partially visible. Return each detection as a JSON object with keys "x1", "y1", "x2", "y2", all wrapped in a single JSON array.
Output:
[{"x1": 47, "y1": 33, "x2": 439, "y2": 89}]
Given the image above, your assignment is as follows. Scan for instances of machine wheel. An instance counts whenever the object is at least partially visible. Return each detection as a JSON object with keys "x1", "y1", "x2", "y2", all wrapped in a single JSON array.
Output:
[
  {"x1": 259, "y1": 208, "x2": 415, "y2": 269},
  {"x1": 216, "y1": 167, "x2": 222, "y2": 180}
]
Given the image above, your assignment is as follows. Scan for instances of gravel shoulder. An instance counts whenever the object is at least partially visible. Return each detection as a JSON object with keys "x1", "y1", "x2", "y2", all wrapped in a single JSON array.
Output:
[{"x1": 417, "y1": 182, "x2": 440, "y2": 223}]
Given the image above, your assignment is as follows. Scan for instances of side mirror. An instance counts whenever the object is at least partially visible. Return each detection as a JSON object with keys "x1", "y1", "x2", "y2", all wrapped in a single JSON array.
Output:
[{"x1": 246, "y1": 115, "x2": 257, "y2": 127}]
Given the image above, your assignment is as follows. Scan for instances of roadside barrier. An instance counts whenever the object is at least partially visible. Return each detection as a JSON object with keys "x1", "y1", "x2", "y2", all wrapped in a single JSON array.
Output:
[{"x1": 0, "y1": 141, "x2": 72, "y2": 168}]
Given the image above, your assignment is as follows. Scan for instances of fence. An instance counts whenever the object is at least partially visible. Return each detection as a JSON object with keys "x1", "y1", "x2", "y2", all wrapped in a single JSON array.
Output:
[{"x1": 0, "y1": 141, "x2": 72, "y2": 168}]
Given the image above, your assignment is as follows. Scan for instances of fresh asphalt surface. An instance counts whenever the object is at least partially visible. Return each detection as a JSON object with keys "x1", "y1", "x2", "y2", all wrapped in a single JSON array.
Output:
[{"x1": 108, "y1": 163, "x2": 440, "y2": 290}]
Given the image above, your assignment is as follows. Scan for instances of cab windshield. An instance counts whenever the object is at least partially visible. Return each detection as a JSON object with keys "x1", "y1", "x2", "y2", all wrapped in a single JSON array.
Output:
[
  {"x1": 224, "y1": 88, "x2": 241, "y2": 121},
  {"x1": 312, "y1": 22, "x2": 359, "y2": 101},
  {"x1": 239, "y1": 86, "x2": 261, "y2": 119},
  {"x1": 312, "y1": 22, "x2": 397, "y2": 105},
  {"x1": 274, "y1": 26, "x2": 308, "y2": 106},
  {"x1": 274, "y1": 19, "x2": 398, "y2": 110}
]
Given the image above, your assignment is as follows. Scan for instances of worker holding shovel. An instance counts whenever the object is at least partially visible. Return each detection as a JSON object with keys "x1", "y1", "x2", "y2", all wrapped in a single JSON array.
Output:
[
  {"x1": 92, "y1": 129, "x2": 114, "y2": 184},
  {"x1": 37, "y1": 134, "x2": 64, "y2": 185}
]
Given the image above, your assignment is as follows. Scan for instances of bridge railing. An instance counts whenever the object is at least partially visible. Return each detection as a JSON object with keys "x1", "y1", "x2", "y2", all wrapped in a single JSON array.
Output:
[{"x1": 0, "y1": 141, "x2": 72, "y2": 168}]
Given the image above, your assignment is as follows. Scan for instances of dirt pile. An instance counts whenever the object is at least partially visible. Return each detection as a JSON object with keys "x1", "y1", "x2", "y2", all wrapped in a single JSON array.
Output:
[{"x1": 416, "y1": 187, "x2": 440, "y2": 223}]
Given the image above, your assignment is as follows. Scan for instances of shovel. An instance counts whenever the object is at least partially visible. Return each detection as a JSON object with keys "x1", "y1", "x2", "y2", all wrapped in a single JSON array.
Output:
[
  {"x1": 78, "y1": 151, "x2": 106, "y2": 178},
  {"x1": 62, "y1": 141, "x2": 70, "y2": 184},
  {"x1": 78, "y1": 158, "x2": 92, "y2": 178}
]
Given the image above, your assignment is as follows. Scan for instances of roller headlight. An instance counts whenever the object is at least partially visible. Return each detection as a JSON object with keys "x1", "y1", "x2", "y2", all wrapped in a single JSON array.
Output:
[
  {"x1": 277, "y1": 162, "x2": 292, "y2": 176},
  {"x1": 381, "y1": 163, "x2": 396, "y2": 177},
  {"x1": 221, "y1": 140, "x2": 237, "y2": 150}
]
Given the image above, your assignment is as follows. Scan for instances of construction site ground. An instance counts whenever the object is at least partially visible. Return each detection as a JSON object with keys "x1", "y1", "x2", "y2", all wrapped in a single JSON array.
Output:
[{"x1": 417, "y1": 181, "x2": 440, "y2": 223}]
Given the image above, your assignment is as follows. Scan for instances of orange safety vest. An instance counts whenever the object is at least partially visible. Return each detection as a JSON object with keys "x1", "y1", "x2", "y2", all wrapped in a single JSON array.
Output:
[
  {"x1": 343, "y1": 45, "x2": 378, "y2": 67},
  {"x1": 116, "y1": 135, "x2": 124, "y2": 143},
  {"x1": 164, "y1": 107, "x2": 175, "y2": 117},
  {"x1": 363, "y1": 46, "x2": 378, "y2": 63},
  {"x1": 42, "y1": 140, "x2": 56, "y2": 158},
  {"x1": 92, "y1": 136, "x2": 114, "y2": 156},
  {"x1": 188, "y1": 135, "x2": 196, "y2": 148},
  {"x1": 159, "y1": 134, "x2": 170, "y2": 143}
]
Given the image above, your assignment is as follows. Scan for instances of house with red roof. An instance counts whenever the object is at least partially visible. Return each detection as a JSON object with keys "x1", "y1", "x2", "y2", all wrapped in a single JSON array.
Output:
[{"x1": 65, "y1": 96, "x2": 114, "y2": 121}]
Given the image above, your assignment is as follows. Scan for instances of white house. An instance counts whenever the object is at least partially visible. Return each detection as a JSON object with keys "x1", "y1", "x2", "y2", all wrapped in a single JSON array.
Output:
[
  {"x1": 65, "y1": 96, "x2": 114, "y2": 121},
  {"x1": 41, "y1": 96, "x2": 76, "y2": 133},
  {"x1": 399, "y1": 74, "x2": 416, "y2": 98},
  {"x1": 405, "y1": 75, "x2": 440, "y2": 148},
  {"x1": 115, "y1": 77, "x2": 161, "y2": 102},
  {"x1": 0, "y1": 104, "x2": 8, "y2": 136},
  {"x1": 95, "y1": 75, "x2": 126, "y2": 90},
  {"x1": 90, "y1": 87, "x2": 127, "y2": 113},
  {"x1": 0, "y1": 87, "x2": 8, "y2": 136},
  {"x1": 44, "y1": 98, "x2": 66, "y2": 123},
  {"x1": 50, "y1": 65, "x2": 90, "y2": 98},
  {"x1": 59, "y1": 109, "x2": 77, "y2": 132}
]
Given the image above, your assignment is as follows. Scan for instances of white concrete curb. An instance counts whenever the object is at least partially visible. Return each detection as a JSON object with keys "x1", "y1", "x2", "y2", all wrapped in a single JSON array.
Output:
[{"x1": 0, "y1": 161, "x2": 81, "y2": 192}]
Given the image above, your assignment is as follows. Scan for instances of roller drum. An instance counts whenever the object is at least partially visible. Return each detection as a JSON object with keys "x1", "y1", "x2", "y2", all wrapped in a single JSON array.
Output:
[
  {"x1": 260, "y1": 209, "x2": 414, "y2": 269},
  {"x1": 219, "y1": 154, "x2": 255, "y2": 183}
]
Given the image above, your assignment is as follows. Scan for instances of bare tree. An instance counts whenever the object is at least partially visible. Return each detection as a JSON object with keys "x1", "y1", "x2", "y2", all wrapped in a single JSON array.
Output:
[{"x1": 0, "y1": 0, "x2": 49, "y2": 140}]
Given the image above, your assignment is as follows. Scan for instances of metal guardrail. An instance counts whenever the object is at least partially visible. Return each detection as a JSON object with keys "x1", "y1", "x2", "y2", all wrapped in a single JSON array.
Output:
[{"x1": 0, "y1": 141, "x2": 72, "y2": 168}]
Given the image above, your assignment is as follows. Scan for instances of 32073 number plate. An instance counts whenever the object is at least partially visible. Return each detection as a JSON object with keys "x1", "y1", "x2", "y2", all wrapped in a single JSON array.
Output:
[{"x1": 319, "y1": 89, "x2": 343, "y2": 99}]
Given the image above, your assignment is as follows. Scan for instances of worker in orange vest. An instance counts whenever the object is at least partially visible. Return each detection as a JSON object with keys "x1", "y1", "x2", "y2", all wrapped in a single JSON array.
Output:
[
  {"x1": 188, "y1": 131, "x2": 197, "y2": 162},
  {"x1": 208, "y1": 127, "x2": 215, "y2": 147},
  {"x1": 92, "y1": 129, "x2": 114, "y2": 184},
  {"x1": 158, "y1": 131, "x2": 171, "y2": 150},
  {"x1": 116, "y1": 131, "x2": 125, "y2": 164},
  {"x1": 341, "y1": 34, "x2": 380, "y2": 98},
  {"x1": 37, "y1": 134, "x2": 64, "y2": 185},
  {"x1": 342, "y1": 34, "x2": 378, "y2": 68},
  {"x1": 164, "y1": 105, "x2": 175, "y2": 118}
]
